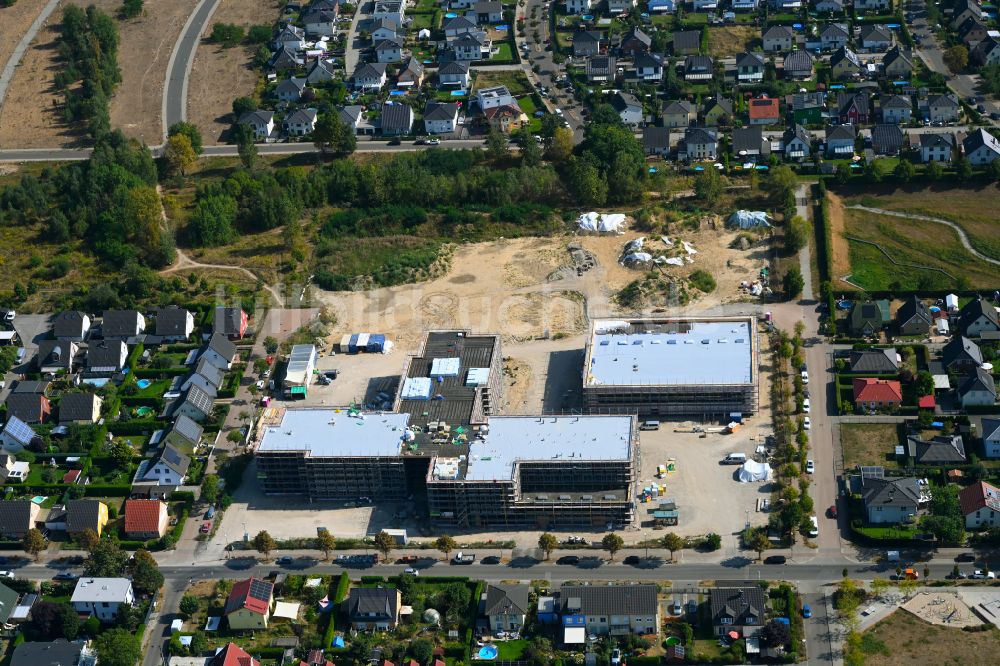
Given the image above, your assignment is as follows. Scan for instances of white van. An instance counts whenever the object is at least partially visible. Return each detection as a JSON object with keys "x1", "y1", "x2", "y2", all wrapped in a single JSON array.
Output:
[
  {"x1": 722, "y1": 453, "x2": 747, "y2": 465},
  {"x1": 640, "y1": 420, "x2": 660, "y2": 431},
  {"x1": 808, "y1": 516, "x2": 819, "y2": 538}
]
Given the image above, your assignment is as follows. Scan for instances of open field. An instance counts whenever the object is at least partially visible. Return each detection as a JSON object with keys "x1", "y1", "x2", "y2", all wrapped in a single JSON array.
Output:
[
  {"x1": 0, "y1": 0, "x2": 50, "y2": 96},
  {"x1": 473, "y1": 69, "x2": 535, "y2": 97},
  {"x1": 187, "y1": 0, "x2": 280, "y2": 144},
  {"x1": 843, "y1": 184, "x2": 1000, "y2": 263},
  {"x1": 840, "y1": 423, "x2": 899, "y2": 469},
  {"x1": 860, "y1": 608, "x2": 1000, "y2": 666},
  {"x1": 707, "y1": 26, "x2": 758, "y2": 58}
]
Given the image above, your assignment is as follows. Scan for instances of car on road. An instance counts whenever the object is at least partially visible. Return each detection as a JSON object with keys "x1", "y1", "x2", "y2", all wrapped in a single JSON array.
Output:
[
  {"x1": 623, "y1": 555, "x2": 640, "y2": 565},
  {"x1": 828, "y1": 504, "x2": 838, "y2": 518},
  {"x1": 802, "y1": 398, "x2": 810, "y2": 413},
  {"x1": 955, "y1": 553, "x2": 976, "y2": 562},
  {"x1": 54, "y1": 571, "x2": 78, "y2": 581},
  {"x1": 0, "y1": 571, "x2": 13, "y2": 579},
  {"x1": 803, "y1": 417, "x2": 811, "y2": 430},
  {"x1": 971, "y1": 570, "x2": 996, "y2": 579},
  {"x1": 611, "y1": 649, "x2": 622, "y2": 665},
  {"x1": 403, "y1": 567, "x2": 420, "y2": 575},
  {"x1": 806, "y1": 459, "x2": 815, "y2": 474},
  {"x1": 764, "y1": 555, "x2": 787, "y2": 564},
  {"x1": 199, "y1": 522, "x2": 211, "y2": 534},
  {"x1": 946, "y1": 571, "x2": 968, "y2": 579},
  {"x1": 481, "y1": 556, "x2": 501, "y2": 564},
  {"x1": 556, "y1": 555, "x2": 580, "y2": 565},
  {"x1": 801, "y1": 370, "x2": 808, "y2": 384},
  {"x1": 277, "y1": 556, "x2": 293, "y2": 565},
  {"x1": 256, "y1": 380, "x2": 265, "y2": 390},
  {"x1": 802, "y1": 604, "x2": 812, "y2": 618}
]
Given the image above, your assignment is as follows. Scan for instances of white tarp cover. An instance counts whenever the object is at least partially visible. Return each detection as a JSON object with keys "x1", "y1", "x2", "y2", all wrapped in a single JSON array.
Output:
[
  {"x1": 578, "y1": 211, "x2": 626, "y2": 233},
  {"x1": 682, "y1": 241, "x2": 698, "y2": 255},
  {"x1": 661, "y1": 236, "x2": 674, "y2": 247},
  {"x1": 728, "y1": 210, "x2": 771, "y2": 229},
  {"x1": 273, "y1": 601, "x2": 301, "y2": 620},
  {"x1": 657, "y1": 256, "x2": 685, "y2": 266},
  {"x1": 594, "y1": 320, "x2": 630, "y2": 334},
  {"x1": 624, "y1": 237, "x2": 645, "y2": 252},
  {"x1": 738, "y1": 460, "x2": 772, "y2": 483},
  {"x1": 622, "y1": 252, "x2": 652, "y2": 265}
]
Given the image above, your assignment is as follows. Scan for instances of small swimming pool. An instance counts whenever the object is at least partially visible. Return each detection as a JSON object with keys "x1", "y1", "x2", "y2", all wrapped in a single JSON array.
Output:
[
  {"x1": 477, "y1": 645, "x2": 498, "y2": 660},
  {"x1": 136, "y1": 379, "x2": 152, "y2": 389},
  {"x1": 31, "y1": 496, "x2": 47, "y2": 504},
  {"x1": 135, "y1": 406, "x2": 154, "y2": 417},
  {"x1": 445, "y1": 11, "x2": 457, "y2": 17}
]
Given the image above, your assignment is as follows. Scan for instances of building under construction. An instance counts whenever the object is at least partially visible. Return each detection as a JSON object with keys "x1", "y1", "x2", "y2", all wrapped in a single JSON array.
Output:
[{"x1": 582, "y1": 317, "x2": 759, "y2": 419}]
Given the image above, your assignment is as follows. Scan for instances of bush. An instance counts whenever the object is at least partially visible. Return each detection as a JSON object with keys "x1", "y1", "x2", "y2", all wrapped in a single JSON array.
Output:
[
  {"x1": 210, "y1": 22, "x2": 244, "y2": 47},
  {"x1": 688, "y1": 269, "x2": 717, "y2": 293}
]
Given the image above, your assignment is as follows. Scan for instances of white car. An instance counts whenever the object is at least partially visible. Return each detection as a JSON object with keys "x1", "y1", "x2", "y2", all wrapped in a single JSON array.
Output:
[
  {"x1": 802, "y1": 398, "x2": 811, "y2": 414},
  {"x1": 803, "y1": 417, "x2": 811, "y2": 430},
  {"x1": 611, "y1": 649, "x2": 622, "y2": 665},
  {"x1": 403, "y1": 568, "x2": 419, "y2": 576},
  {"x1": 806, "y1": 459, "x2": 815, "y2": 474},
  {"x1": 801, "y1": 370, "x2": 809, "y2": 384},
  {"x1": 0, "y1": 571, "x2": 13, "y2": 579},
  {"x1": 971, "y1": 570, "x2": 995, "y2": 579}
]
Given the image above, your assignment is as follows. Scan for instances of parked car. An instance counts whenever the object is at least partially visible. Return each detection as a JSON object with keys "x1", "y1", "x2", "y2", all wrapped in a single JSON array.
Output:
[
  {"x1": 0, "y1": 571, "x2": 13, "y2": 579},
  {"x1": 806, "y1": 459, "x2": 815, "y2": 474},
  {"x1": 802, "y1": 604, "x2": 812, "y2": 618},
  {"x1": 54, "y1": 571, "x2": 78, "y2": 581},
  {"x1": 277, "y1": 556, "x2": 293, "y2": 565},
  {"x1": 801, "y1": 370, "x2": 809, "y2": 384},
  {"x1": 971, "y1": 570, "x2": 996, "y2": 579},
  {"x1": 199, "y1": 522, "x2": 211, "y2": 534},
  {"x1": 557, "y1": 555, "x2": 580, "y2": 565},
  {"x1": 764, "y1": 555, "x2": 787, "y2": 564},
  {"x1": 803, "y1": 417, "x2": 811, "y2": 430},
  {"x1": 802, "y1": 398, "x2": 810, "y2": 413},
  {"x1": 828, "y1": 504, "x2": 838, "y2": 518},
  {"x1": 955, "y1": 552, "x2": 976, "y2": 562},
  {"x1": 481, "y1": 556, "x2": 501, "y2": 565},
  {"x1": 403, "y1": 567, "x2": 420, "y2": 575},
  {"x1": 611, "y1": 649, "x2": 622, "y2": 665},
  {"x1": 623, "y1": 555, "x2": 640, "y2": 565}
]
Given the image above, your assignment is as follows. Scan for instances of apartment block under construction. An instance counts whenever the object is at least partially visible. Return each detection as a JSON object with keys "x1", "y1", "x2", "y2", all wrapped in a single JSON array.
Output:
[{"x1": 582, "y1": 317, "x2": 759, "y2": 419}]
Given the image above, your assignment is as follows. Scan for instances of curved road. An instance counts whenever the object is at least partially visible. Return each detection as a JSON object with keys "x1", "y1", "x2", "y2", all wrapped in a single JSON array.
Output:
[
  {"x1": 847, "y1": 205, "x2": 1000, "y2": 268},
  {"x1": 162, "y1": 0, "x2": 224, "y2": 140},
  {"x1": 0, "y1": 0, "x2": 62, "y2": 120}
]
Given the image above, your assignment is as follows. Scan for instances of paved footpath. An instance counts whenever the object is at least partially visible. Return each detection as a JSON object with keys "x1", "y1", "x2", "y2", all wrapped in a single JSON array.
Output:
[{"x1": 0, "y1": 0, "x2": 62, "y2": 119}]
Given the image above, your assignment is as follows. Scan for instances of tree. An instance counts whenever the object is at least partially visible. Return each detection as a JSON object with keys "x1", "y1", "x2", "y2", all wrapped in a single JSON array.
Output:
[
  {"x1": 486, "y1": 128, "x2": 509, "y2": 161},
  {"x1": 313, "y1": 113, "x2": 356, "y2": 155},
  {"x1": 168, "y1": 121, "x2": 203, "y2": 154},
  {"x1": 317, "y1": 528, "x2": 336, "y2": 561},
  {"x1": 785, "y1": 215, "x2": 811, "y2": 254},
  {"x1": 78, "y1": 528, "x2": 100, "y2": 552},
  {"x1": 130, "y1": 549, "x2": 164, "y2": 595},
  {"x1": 27, "y1": 601, "x2": 80, "y2": 641},
  {"x1": 894, "y1": 159, "x2": 915, "y2": 183},
  {"x1": 943, "y1": 45, "x2": 969, "y2": 73},
  {"x1": 232, "y1": 96, "x2": 255, "y2": 118},
  {"x1": 538, "y1": 532, "x2": 558, "y2": 560},
  {"x1": 247, "y1": 24, "x2": 272, "y2": 44},
  {"x1": 704, "y1": 533, "x2": 722, "y2": 551},
  {"x1": 373, "y1": 530, "x2": 395, "y2": 559},
  {"x1": 410, "y1": 638, "x2": 435, "y2": 664},
  {"x1": 760, "y1": 618, "x2": 791, "y2": 647},
  {"x1": 744, "y1": 528, "x2": 770, "y2": 560},
  {"x1": 264, "y1": 336, "x2": 279, "y2": 353},
  {"x1": 956, "y1": 156, "x2": 973, "y2": 181},
  {"x1": 179, "y1": 595, "x2": 200, "y2": 618},
  {"x1": 253, "y1": 530, "x2": 277, "y2": 558},
  {"x1": 201, "y1": 474, "x2": 220, "y2": 504},
  {"x1": 783, "y1": 266, "x2": 805, "y2": 300},
  {"x1": 435, "y1": 535, "x2": 458, "y2": 560},
  {"x1": 94, "y1": 628, "x2": 141, "y2": 666},
  {"x1": 233, "y1": 122, "x2": 258, "y2": 170},
  {"x1": 662, "y1": 533, "x2": 685, "y2": 561},
  {"x1": 835, "y1": 162, "x2": 851, "y2": 185},
  {"x1": 22, "y1": 528, "x2": 47, "y2": 561},
  {"x1": 210, "y1": 22, "x2": 245, "y2": 48},
  {"x1": 601, "y1": 532, "x2": 624, "y2": 561},
  {"x1": 925, "y1": 159, "x2": 943, "y2": 180},
  {"x1": 119, "y1": 0, "x2": 142, "y2": 19},
  {"x1": 546, "y1": 126, "x2": 574, "y2": 163},
  {"x1": 566, "y1": 157, "x2": 607, "y2": 205},
  {"x1": 520, "y1": 131, "x2": 543, "y2": 166},
  {"x1": 915, "y1": 371, "x2": 934, "y2": 397},
  {"x1": 763, "y1": 165, "x2": 798, "y2": 204},
  {"x1": 85, "y1": 540, "x2": 130, "y2": 577},
  {"x1": 163, "y1": 134, "x2": 197, "y2": 177},
  {"x1": 870, "y1": 577, "x2": 889, "y2": 600},
  {"x1": 693, "y1": 166, "x2": 722, "y2": 204}
]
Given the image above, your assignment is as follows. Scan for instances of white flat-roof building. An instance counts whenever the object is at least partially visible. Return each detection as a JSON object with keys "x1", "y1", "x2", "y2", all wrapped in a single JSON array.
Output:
[
  {"x1": 71, "y1": 578, "x2": 135, "y2": 622},
  {"x1": 283, "y1": 344, "x2": 317, "y2": 398}
]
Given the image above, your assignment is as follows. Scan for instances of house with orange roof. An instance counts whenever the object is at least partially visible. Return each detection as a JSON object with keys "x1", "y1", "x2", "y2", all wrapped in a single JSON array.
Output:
[
  {"x1": 747, "y1": 97, "x2": 780, "y2": 125},
  {"x1": 852, "y1": 378, "x2": 902, "y2": 411},
  {"x1": 123, "y1": 499, "x2": 169, "y2": 539},
  {"x1": 959, "y1": 480, "x2": 1000, "y2": 529},
  {"x1": 209, "y1": 643, "x2": 260, "y2": 666}
]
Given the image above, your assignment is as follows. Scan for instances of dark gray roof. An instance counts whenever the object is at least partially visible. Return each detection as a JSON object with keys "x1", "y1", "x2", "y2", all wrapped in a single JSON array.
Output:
[
  {"x1": 736, "y1": 51, "x2": 765, "y2": 68},
  {"x1": 828, "y1": 124, "x2": 857, "y2": 141},
  {"x1": 684, "y1": 55, "x2": 713, "y2": 72},
  {"x1": 52, "y1": 311, "x2": 88, "y2": 338},
  {"x1": 622, "y1": 26, "x2": 651, "y2": 47},
  {"x1": 848, "y1": 349, "x2": 898, "y2": 373},
  {"x1": 822, "y1": 23, "x2": 849, "y2": 38},
  {"x1": 575, "y1": 30, "x2": 604, "y2": 44},
  {"x1": 920, "y1": 132, "x2": 954, "y2": 148},
  {"x1": 0, "y1": 582, "x2": 18, "y2": 624},
  {"x1": 37, "y1": 340, "x2": 74, "y2": 369},
  {"x1": 860, "y1": 476, "x2": 921, "y2": 508},
  {"x1": 181, "y1": 384, "x2": 214, "y2": 417},
  {"x1": 685, "y1": 127, "x2": 717, "y2": 145},
  {"x1": 303, "y1": 8, "x2": 337, "y2": 23},
  {"x1": 206, "y1": 332, "x2": 237, "y2": 363},
  {"x1": 959, "y1": 367, "x2": 996, "y2": 397},
  {"x1": 732, "y1": 126, "x2": 765, "y2": 153},
  {"x1": 4, "y1": 393, "x2": 47, "y2": 424},
  {"x1": 380, "y1": 103, "x2": 413, "y2": 132},
  {"x1": 860, "y1": 24, "x2": 892, "y2": 42},
  {"x1": 782, "y1": 49, "x2": 814, "y2": 72},
  {"x1": 438, "y1": 60, "x2": 469, "y2": 75},
  {"x1": 373, "y1": 37, "x2": 404, "y2": 50},
  {"x1": 66, "y1": 499, "x2": 104, "y2": 533},
  {"x1": 883, "y1": 46, "x2": 911, "y2": 68},
  {"x1": 483, "y1": 583, "x2": 529, "y2": 616},
  {"x1": 672, "y1": 30, "x2": 701, "y2": 52},
  {"x1": 586, "y1": 55, "x2": 615, "y2": 77},
  {"x1": 102, "y1": 310, "x2": 143, "y2": 338},
  {"x1": 559, "y1": 584, "x2": 658, "y2": 616},
  {"x1": 763, "y1": 25, "x2": 794, "y2": 40},
  {"x1": 170, "y1": 414, "x2": 204, "y2": 445},
  {"x1": 706, "y1": 97, "x2": 733, "y2": 115},
  {"x1": 982, "y1": 418, "x2": 1000, "y2": 442},
  {"x1": 353, "y1": 61, "x2": 387, "y2": 79},
  {"x1": 882, "y1": 94, "x2": 912, "y2": 109},
  {"x1": 710, "y1": 586, "x2": 766, "y2": 627},
  {"x1": 0, "y1": 501, "x2": 36, "y2": 538},
  {"x1": 155, "y1": 307, "x2": 192, "y2": 337},
  {"x1": 964, "y1": 128, "x2": 1000, "y2": 155},
  {"x1": 896, "y1": 295, "x2": 931, "y2": 327},
  {"x1": 943, "y1": 336, "x2": 982, "y2": 368},
  {"x1": 424, "y1": 101, "x2": 459, "y2": 121},
  {"x1": 156, "y1": 443, "x2": 191, "y2": 476},
  {"x1": 11, "y1": 639, "x2": 84, "y2": 666},
  {"x1": 662, "y1": 100, "x2": 695, "y2": 116},
  {"x1": 401, "y1": 56, "x2": 424, "y2": 76},
  {"x1": 928, "y1": 94, "x2": 960, "y2": 108},
  {"x1": 285, "y1": 108, "x2": 317, "y2": 126},
  {"x1": 213, "y1": 306, "x2": 244, "y2": 336},
  {"x1": 634, "y1": 52, "x2": 662, "y2": 69},
  {"x1": 837, "y1": 90, "x2": 868, "y2": 115},
  {"x1": 784, "y1": 123, "x2": 811, "y2": 147},
  {"x1": 338, "y1": 104, "x2": 363, "y2": 125},
  {"x1": 906, "y1": 434, "x2": 967, "y2": 464},
  {"x1": 643, "y1": 127, "x2": 671, "y2": 151},
  {"x1": 58, "y1": 393, "x2": 100, "y2": 423},
  {"x1": 348, "y1": 587, "x2": 399, "y2": 620},
  {"x1": 442, "y1": 15, "x2": 476, "y2": 30},
  {"x1": 611, "y1": 91, "x2": 641, "y2": 112},
  {"x1": 960, "y1": 297, "x2": 1000, "y2": 329},
  {"x1": 87, "y1": 341, "x2": 126, "y2": 370},
  {"x1": 194, "y1": 357, "x2": 225, "y2": 388},
  {"x1": 831, "y1": 46, "x2": 860, "y2": 69}
]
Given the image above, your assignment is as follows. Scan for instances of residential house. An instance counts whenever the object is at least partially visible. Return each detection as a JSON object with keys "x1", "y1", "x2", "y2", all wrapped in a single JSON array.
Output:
[
  {"x1": 814, "y1": 0, "x2": 844, "y2": 12},
  {"x1": 274, "y1": 25, "x2": 305, "y2": 51},
  {"x1": 373, "y1": 0, "x2": 405, "y2": 25},
  {"x1": 783, "y1": 124, "x2": 812, "y2": 161},
  {"x1": 0, "y1": 501, "x2": 39, "y2": 538},
  {"x1": 691, "y1": 0, "x2": 718, "y2": 9},
  {"x1": 269, "y1": 48, "x2": 302, "y2": 71},
  {"x1": 183, "y1": 357, "x2": 225, "y2": 397},
  {"x1": 620, "y1": 27, "x2": 651, "y2": 56},
  {"x1": 284, "y1": 108, "x2": 318, "y2": 136},
  {"x1": 748, "y1": 97, "x2": 780, "y2": 125},
  {"x1": 573, "y1": 31, "x2": 604, "y2": 57},
  {"x1": 960, "y1": 298, "x2": 1000, "y2": 337},
  {"x1": 477, "y1": 85, "x2": 516, "y2": 110},
  {"x1": 880, "y1": 94, "x2": 912, "y2": 123},
  {"x1": 0, "y1": 416, "x2": 37, "y2": 453},
  {"x1": 859, "y1": 476, "x2": 921, "y2": 524},
  {"x1": 732, "y1": 126, "x2": 769, "y2": 158},
  {"x1": 124, "y1": 499, "x2": 169, "y2": 539},
  {"x1": 872, "y1": 123, "x2": 905, "y2": 155},
  {"x1": 642, "y1": 127, "x2": 672, "y2": 156},
  {"x1": 782, "y1": 49, "x2": 814, "y2": 79},
  {"x1": 982, "y1": 418, "x2": 1000, "y2": 458},
  {"x1": 679, "y1": 127, "x2": 718, "y2": 160},
  {"x1": 12, "y1": 380, "x2": 49, "y2": 395},
  {"x1": 927, "y1": 94, "x2": 961, "y2": 123},
  {"x1": 848, "y1": 299, "x2": 887, "y2": 336},
  {"x1": 423, "y1": 102, "x2": 460, "y2": 134},
  {"x1": 951, "y1": 0, "x2": 984, "y2": 30},
  {"x1": 173, "y1": 385, "x2": 214, "y2": 423},
  {"x1": 67, "y1": 499, "x2": 108, "y2": 536},
  {"x1": 225, "y1": 578, "x2": 275, "y2": 630},
  {"x1": 52, "y1": 311, "x2": 91, "y2": 341},
  {"x1": 484, "y1": 103, "x2": 525, "y2": 133},
  {"x1": 353, "y1": 62, "x2": 388, "y2": 90},
  {"x1": 379, "y1": 103, "x2": 414, "y2": 135},
  {"x1": 154, "y1": 306, "x2": 194, "y2": 342},
  {"x1": 959, "y1": 481, "x2": 1000, "y2": 529},
  {"x1": 472, "y1": 0, "x2": 503, "y2": 23},
  {"x1": 672, "y1": 30, "x2": 701, "y2": 56},
  {"x1": 735, "y1": 52, "x2": 765, "y2": 83},
  {"x1": 483, "y1": 584, "x2": 529, "y2": 632},
  {"x1": 920, "y1": 132, "x2": 954, "y2": 163},
  {"x1": 558, "y1": 584, "x2": 659, "y2": 637},
  {"x1": 611, "y1": 92, "x2": 643, "y2": 126},
  {"x1": 337, "y1": 105, "x2": 367, "y2": 134},
  {"x1": 371, "y1": 18, "x2": 400, "y2": 41},
  {"x1": 201, "y1": 332, "x2": 237, "y2": 371},
  {"x1": 958, "y1": 17, "x2": 990, "y2": 47},
  {"x1": 374, "y1": 38, "x2": 404, "y2": 63},
  {"x1": 964, "y1": 128, "x2": 1000, "y2": 166},
  {"x1": 450, "y1": 32, "x2": 490, "y2": 61},
  {"x1": 397, "y1": 57, "x2": 424, "y2": 88},
  {"x1": 438, "y1": 61, "x2": 471, "y2": 88},
  {"x1": 662, "y1": 100, "x2": 697, "y2": 128},
  {"x1": 882, "y1": 46, "x2": 913, "y2": 78},
  {"x1": 860, "y1": 24, "x2": 893, "y2": 51},
  {"x1": 102, "y1": 310, "x2": 145, "y2": 340},
  {"x1": 214, "y1": 306, "x2": 248, "y2": 339},
  {"x1": 0, "y1": 453, "x2": 29, "y2": 483},
  {"x1": 3, "y1": 398, "x2": 46, "y2": 436},
  {"x1": 607, "y1": 0, "x2": 636, "y2": 12},
  {"x1": 36, "y1": 340, "x2": 77, "y2": 374},
  {"x1": 972, "y1": 38, "x2": 1000, "y2": 66},
  {"x1": 959, "y1": 367, "x2": 996, "y2": 408},
  {"x1": 830, "y1": 46, "x2": 863, "y2": 80},
  {"x1": 164, "y1": 414, "x2": 204, "y2": 454},
  {"x1": 849, "y1": 349, "x2": 898, "y2": 374},
  {"x1": 820, "y1": 23, "x2": 850, "y2": 51},
  {"x1": 586, "y1": 55, "x2": 616, "y2": 83},
  {"x1": 565, "y1": 0, "x2": 592, "y2": 13},
  {"x1": 790, "y1": 91, "x2": 825, "y2": 125},
  {"x1": 853, "y1": 377, "x2": 903, "y2": 411},
  {"x1": 732, "y1": 0, "x2": 757, "y2": 8},
  {"x1": 208, "y1": 644, "x2": 261, "y2": 666},
  {"x1": 710, "y1": 586, "x2": 766, "y2": 637},
  {"x1": 303, "y1": 9, "x2": 338, "y2": 37},
  {"x1": 826, "y1": 123, "x2": 857, "y2": 158},
  {"x1": 683, "y1": 55, "x2": 714, "y2": 81},
  {"x1": 0, "y1": 581, "x2": 18, "y2": 624},
  {"x1": 856, "y1": 0, "x2": 890, "y2": 9},
  {"x1": 763, "y1": 25, "x2": 794, "y2": 52},
  {"x1": 703, "y1": 97, "x2": 733, "y2": 125},
  {"x1": 634, "y1": 52, "x2": 663, "y2": 81},
  {"x1": 58, "y1": 393, "x2": 102, "y2": 424},
  {"x1": 943, "y1": 336, "x2": 983, "y2": 372},
  {"x1": 11, "y1": 640, "x2": 91, "y2": 666},
  {"x1": 896, "y1": 295, "x2": 932, "y2": 335},
  {"x1": 276, "y1": 77, "x2": 307, "y2": 102},
  {"x1": 442, "y1": 15, "x2": 476, "y2": 38},
  {"x1": 906, "y1": 433, "x2": 967, "y2": 464},
  {"x1": 348, "y1": 587, "x2": 402, "y2": 630},
  {"x1": 238, "y1": 110, "x2": 275, "y2": 140}
]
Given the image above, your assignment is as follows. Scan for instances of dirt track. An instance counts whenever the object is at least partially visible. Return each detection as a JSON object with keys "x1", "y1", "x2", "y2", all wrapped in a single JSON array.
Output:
[{"x1": 826, "y1": 191, "x2": 852, "y2": 288}]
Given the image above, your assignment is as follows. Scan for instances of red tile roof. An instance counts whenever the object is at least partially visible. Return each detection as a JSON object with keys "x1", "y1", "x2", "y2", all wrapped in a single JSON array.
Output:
[
  {"x1": 748, "y1": 97, "x2": 780, "y2": 119},
  {"x1": 959, "y1": 481, "x2": 1000, "y2": 516},
  {"x1": 63, "y1": 469, "x2": 81, "y2": 484},
  {"x1": 918, "y1": 395, "x2": 936, "y2": 409},
  {"x1": 123, "y1": 499, "x2": 164, "y2": 535},
  {"x1": 852, "y1": 377, "x2": 903, "y2": 403},
  {"x1": 225, "y1": 577, "x2": 273, "y2": 616},
  {"x1": 210, "y1": 643, "x2": 260, "y2": 666}
]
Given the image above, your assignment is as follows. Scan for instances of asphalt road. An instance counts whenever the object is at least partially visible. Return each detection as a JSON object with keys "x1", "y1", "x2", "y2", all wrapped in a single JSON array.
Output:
[{"x1": 163, "y1": 0, "x2": 224, "y2": 138}]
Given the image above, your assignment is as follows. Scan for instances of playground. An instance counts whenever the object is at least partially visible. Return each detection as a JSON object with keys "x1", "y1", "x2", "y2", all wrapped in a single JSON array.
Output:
[{"x1": 901, "y1": 592, "x2": 981, "y2": 629}]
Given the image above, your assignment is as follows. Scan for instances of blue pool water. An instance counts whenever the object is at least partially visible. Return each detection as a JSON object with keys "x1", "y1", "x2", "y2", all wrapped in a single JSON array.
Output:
[
  {"x1": 136, "y1": 379, "x2": 152, "y2": 389},
  {"x1": 478, "y1": 645, "x2": 498, "y2": 660},
  {"x1": 445, "y1": 11, "x2": 457, "y2": 17}
]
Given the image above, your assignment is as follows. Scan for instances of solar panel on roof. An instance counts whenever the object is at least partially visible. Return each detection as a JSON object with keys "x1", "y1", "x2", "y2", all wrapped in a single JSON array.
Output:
[{"x1": 249, "y1": 579, "x2": 272, "y2": 601}]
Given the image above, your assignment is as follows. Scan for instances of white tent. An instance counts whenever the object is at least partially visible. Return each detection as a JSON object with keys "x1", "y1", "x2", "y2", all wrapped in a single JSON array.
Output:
[
  {"x1": 418, "y1": 28, "x2": 431, "y2": 39},
  {"x1": 727, "y1": 210, "x2": 771, "y2": 229},
  {"x1": 273, "y1": 601, "x2": 301, "y2": 620},
  {"x1": 738, "y1": 460, "x2": 772, "y2": 483},
  {"x1": 578, "y1": 211, "x2": 626, "y2": 233}
]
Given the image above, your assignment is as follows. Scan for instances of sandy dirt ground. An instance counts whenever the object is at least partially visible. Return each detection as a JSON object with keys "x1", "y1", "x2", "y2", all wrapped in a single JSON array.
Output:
[
  {"x1": 826, "y1": 191, "x2": 852, "y2": 288},
  {"x1": 110, "y1": 0, "x2": 199, "y2": 144},
  {"x1": 901, "y1": 592, "x2": 980, "y2": 628},
  {"x1": 0, "y1": 0, "x2": 49, "y2": 89},
  {"x1": 187, "y1": 0, "x2": 279, "y2": 144}
]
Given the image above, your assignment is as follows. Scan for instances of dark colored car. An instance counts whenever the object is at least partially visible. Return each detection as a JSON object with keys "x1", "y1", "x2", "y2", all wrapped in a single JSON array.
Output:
[
  {"x1": 556, "y1": 555, "x2": 580, "y2": 565},
  {"x1": 764, "y1": 555, "x2": 787, "y2": 565},
  {"x1": 481, "y1": 556, "x2": 501, "y2": 565},
  {"x1": 955, "y1": 553, "x2": 976, "y2": 563},
  {"x1": 623, "y1": 555, "x2": 640, "y2": 565},
  {"x1": 828, "y1": 504, "x2": 838, "y2": 519}
]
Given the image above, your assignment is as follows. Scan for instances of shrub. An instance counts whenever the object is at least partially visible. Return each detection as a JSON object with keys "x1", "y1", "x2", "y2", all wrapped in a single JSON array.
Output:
[{"x1": 688, "y1": 269, "x2": 717, "y2": 293}]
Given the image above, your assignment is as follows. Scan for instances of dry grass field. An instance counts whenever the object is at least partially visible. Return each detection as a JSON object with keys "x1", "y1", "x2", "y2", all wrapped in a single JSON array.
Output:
[
  {"x1": 860, "y1": 609, "x2": 1000, "y2": 666},
  {"x1": 840, "y1": 423, "x2": 900, "y2": 469},
  {"x1": 707, "y1": 26, "x2": 758, "y2": 58}
]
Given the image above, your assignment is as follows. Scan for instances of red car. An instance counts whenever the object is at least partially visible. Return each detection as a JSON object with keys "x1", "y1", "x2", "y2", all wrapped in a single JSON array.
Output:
[
  {"x1": 828, "y1": 505, "x2": 838, "y2": 519},
  {"x1": 199, "y1": 522, "x2": 212, "y2": 534}
]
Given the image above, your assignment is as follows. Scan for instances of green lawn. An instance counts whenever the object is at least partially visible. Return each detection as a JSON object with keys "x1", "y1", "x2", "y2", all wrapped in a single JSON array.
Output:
[
  {"x1": 492, "y1": 41, "x2": 515, "y2": 63},
  {"x1": 474, "y1": 70, "x2": 534, "y2": 97},
  {"x1": 133, "y1": 378, "x2": 172, "y2": 397},
  {"x1": 495, "y1": 639, "x2": 528, "y2": 660},
  {"x1": 841, "y1": 424, "x2": 900, "y2": 469},
  {"x1": 409, "y1": 13, "x2": 436, "y2": 30}
]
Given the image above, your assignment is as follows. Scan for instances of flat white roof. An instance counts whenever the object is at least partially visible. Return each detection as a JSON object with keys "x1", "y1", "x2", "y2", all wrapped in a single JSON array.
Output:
[
  {"x1": 464, "y1": 415, "x2": 633, "y2": 481},
  {"x1": 586, "y1": 319, "x2": 754, "y2": 387},
  {"x1": 71, "y1": 578, "x2": 132, "y2": 603},
  {"x1": 257, "y1": 409, "x2": 410, "y2": 457}
]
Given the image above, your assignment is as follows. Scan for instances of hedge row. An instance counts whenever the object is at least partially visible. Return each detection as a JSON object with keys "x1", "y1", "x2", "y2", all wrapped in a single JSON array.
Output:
[
  {"x1": 320, "y1": 572, "x2": 350, "y2": 652},
  {"x1": 132, "y1": 368, "x2": 189, "y2": 378},
  {"x1": 109, "y1": 420, "x2": 168, "y2": 435}
]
